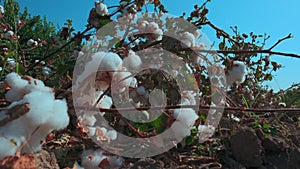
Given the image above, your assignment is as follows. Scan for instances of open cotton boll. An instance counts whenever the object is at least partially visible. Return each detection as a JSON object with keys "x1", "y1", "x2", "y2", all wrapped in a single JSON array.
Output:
[
  {"x1": 46, "y1": 99, "x2": 69, "y2": 130},
  {"x1": 76, "y1": 51, "x2": 122, "y2": 89},
  {"x1": 78, "y1": 114, "x2": 97, "y2": 127},
  {"x1": 173, "y1": 108, "x2": 198, "y2": 128},
  {"x1": 111, "y1": 71, "x2": 133, "y2": 93},
  {"x1": 180, "y1": 32, "x2": 195, "y2": 47},
  {"x1": 21, "y1": 91, "x2": 55, "y2": 129},
  {"x1": 138, "y1": 20, "x2": 149, "y2": 33},
  {"x1": 96, "y1": 91, "x2": 113, "y2": 109},
  {"x1": 181, "y1": 90, "x2": 197, "y2": 105},
  {"x1": 97, "y1": 52, "x2": 123, "y2": 75},
  {"x1": 123, "y1": 50, "x2": 142, "y2": 71},
  {"x1": 198, "y1": 124, "x2": 215, "y2": 143},
  {"x1": 5, "y1": 72, "x2": 28, "y2": 89},
  {"x1": 226, "y1": 61, "x2": 247, "y2": 86},
  {"x1": 22, "y1": 125, "x2": 52, "y2": 153},
  {"x1": 95, "y1": 2, "x2": 109, "y2": 16},
  {"x1": 107, "y1": 155, "x2": 124, "y2": 169},
  {"x1": 170, "y1": 121, "x2": 191, "y2": 139},
  {"x1": 106, "y1": 129, "x2": 117, "y2": 140},
  {"x1": 23, "y1": 100, "x2": 68, "y2": 153},
  {"x1": 0, "y1": 137, "x2": 23, "y2": 160},
  {"x1": 152, "y1": 28, "x2": 163, "y2": 41}
]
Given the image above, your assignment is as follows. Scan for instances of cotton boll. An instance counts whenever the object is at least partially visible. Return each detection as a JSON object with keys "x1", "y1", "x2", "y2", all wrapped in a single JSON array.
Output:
[
  {"x1": 198, "y1": 124, "x2": 215, "y2": 143},
  {"x1": 78, "y1": 114, "x2": 97, "y2": 127},
  {"x1": 106, "y1": 129, "x2": 117, "y2": 140},
  {"x1": 151, "y1": 28, "x2": 163, "y2": 41},
  {"x1": 96, "y1": 92, "x2": 113, "y2": 109},
  {"x1": 111, "y1": 71, "x2": 133, "y2": 93},
  {"x1": 138, "y1": 20, "x2": 149, "y2": 33},
  {"x1": 6, "y1": 58, "x2": 16, "y2": 68},
  {"x1": 170, "y1": 121, "x2": 191, "y2": 139},
  {"x1": 22, "y1": 125, "x2": 52, "y2": 153},
  {"x1": 96, "y1": 51, "x2": 123, "y2": 77},
  {"x1": 107, "y1": 155, "x2": 124, "y2": 168},
  {"x1": 22, "y1": 91, "x2": 55, "y2": 128},
  {"x1": 181, "y1": 90, "x2": 197, "y2": 105},
  {"x1": 75, "y1": 52, "x2": 122, "y2": 89},
  {"x1": 0, "y1": 5, "x2": 4, "y2": 13},
  {"x1": 0, "y1": 137, "x2": 22, "y2": 160},
  {"x1": 86, "y1": 127, "x2": 96, "y2": 137},
  {"x1": 226, "y1": 61, "x2": 247, "y2": 86},
  {"x1": 42, "y1": 66, "x2": 51, "y2": 76},
  {"x1": 180, "y1": 32, "x2": 195, "y2": 47},
  {"x1": 95, "y1": 2, "x2": 109, "y2": 16},
  {"x1": 47, "y1": 99, "x2": 69, "y2": 130},
  {"x1": 123, "y1": 50, "x2": 142, "y2": 71},
  {"x1": 27, "y1": 39, "x2": 38, "y2": 47},
  {"x1": 173, "y1": 108, "x2": 198, "y2": 128}
]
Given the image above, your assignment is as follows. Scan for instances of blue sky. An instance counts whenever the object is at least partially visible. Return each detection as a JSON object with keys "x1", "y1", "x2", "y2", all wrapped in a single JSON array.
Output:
[{"x1": 15, "y1": 0, "x2": 300, "y2": 91}]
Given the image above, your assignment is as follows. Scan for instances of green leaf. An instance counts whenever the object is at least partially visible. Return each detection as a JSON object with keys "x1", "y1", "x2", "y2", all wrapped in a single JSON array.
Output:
[
  {"x1": 185, "y1": 135, "x2": 194, "y2": 145},
  {"x1": 218, "y1": 41, "x2": 225, "y2": 50}
]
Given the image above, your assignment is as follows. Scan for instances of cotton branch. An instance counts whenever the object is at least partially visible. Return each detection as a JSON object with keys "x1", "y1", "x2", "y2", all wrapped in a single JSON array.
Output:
[
  {"x1": 77, "y1": 104, "x2": 300, "y2": 113},
  {"x1": 268, "y1": 33, "x2": 293, "y2": 51},
  {"x1": 25, "y1": 26, "x2": 93, "y2": 73}
]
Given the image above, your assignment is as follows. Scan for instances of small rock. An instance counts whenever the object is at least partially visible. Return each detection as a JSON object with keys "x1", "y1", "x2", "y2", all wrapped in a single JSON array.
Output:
[
  {"x1": 262, "y1": 136, "x2": 287, "y2": 152},
  {"x1": 230, "y1": 126, "x2": 263, "y2": 168}
]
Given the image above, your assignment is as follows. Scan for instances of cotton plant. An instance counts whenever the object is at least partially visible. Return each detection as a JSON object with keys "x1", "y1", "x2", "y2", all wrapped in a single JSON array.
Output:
[{"x1": 0, "y1": 72, "x2": 69, "y2": 160}]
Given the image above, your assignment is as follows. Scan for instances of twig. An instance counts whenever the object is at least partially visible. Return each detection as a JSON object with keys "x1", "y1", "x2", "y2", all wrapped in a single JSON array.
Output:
[
  {"x1": 268, "y1": 33, "x2": 292, "y2": 51},
  {"x1": 177, "y1": 48, "x2": 300, "y2": 59},
  {"x1": 76, "y1": 104, "x2": 300, "y2": 113}
]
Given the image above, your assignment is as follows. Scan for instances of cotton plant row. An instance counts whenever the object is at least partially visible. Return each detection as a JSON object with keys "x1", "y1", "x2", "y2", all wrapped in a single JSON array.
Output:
[{"x1": 0, "y1": 72, "x2": 69, "y2": 160}]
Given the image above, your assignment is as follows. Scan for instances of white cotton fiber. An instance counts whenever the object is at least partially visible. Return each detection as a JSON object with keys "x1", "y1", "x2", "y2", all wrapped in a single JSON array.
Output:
[
  {"x1": 170, "y1": 121, "x2": 191, "y2": 139},
  {"x1": 106, "y1": 129, "x2": 117, "y2": 140},
  {"x1": 173, "y1": 108, "x2": 198, "y2": 128},
  {"x1": 180, "y1": 32, "x2": 195, "y2": 47},
  {"x1": 96, "y1": 52, "x2": 123, "y2": 76},
  {"x1": 123, "y1": 50, "x2": 142, "y2": 71},
  {"x1": 111, "y1": 71, "x2": 133, "y2": 93},
  {"x1": 46, "y1": 99, "x2": 69, "y2": 130},
  {"x1": 78, "y1": 114, "x2": 97, "y2": 127},
  {"x1": 22, "y1": 91, "x2": 55, "y2": 127},
  {"x1": 226, "y1": 61, "x2": 247, "y2": 86},
  {"x1": 0, "y1": 137, "x2": 22, "y2": 160},
  {"x1": 5, "y1": 72, "x2": 28, "y2": 89}
]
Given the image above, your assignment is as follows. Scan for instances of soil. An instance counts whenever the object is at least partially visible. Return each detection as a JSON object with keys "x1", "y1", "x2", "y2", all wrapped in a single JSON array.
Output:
[{"x1": 1, "y1": 105, "x2": 300, "y2": 169}]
